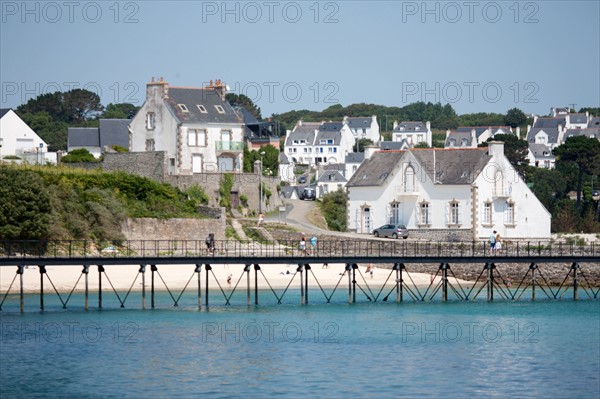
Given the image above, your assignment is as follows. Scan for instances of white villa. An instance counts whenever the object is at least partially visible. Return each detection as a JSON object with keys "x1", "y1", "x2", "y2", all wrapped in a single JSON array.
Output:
[
  {"x1": 346, "y1": 142, "x2": 551, "y2": 241},
  {"x1": 343, "y1": 115, "x2": 380, "y2": 144},
  {"x1": 0, "y1": 108, "x2": 53, "y2": 164},
  {"x1": 129, "y1": 78, "x2": 245, "y2": 174},
  {"x1": 392, "y1": 121, "x2": 432, "y2": 148}
]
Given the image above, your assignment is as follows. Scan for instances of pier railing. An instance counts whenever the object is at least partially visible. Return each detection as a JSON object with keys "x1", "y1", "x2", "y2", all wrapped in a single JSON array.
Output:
[{"x1": 1, "y1": 239, "x2": 598, "y2": 260}]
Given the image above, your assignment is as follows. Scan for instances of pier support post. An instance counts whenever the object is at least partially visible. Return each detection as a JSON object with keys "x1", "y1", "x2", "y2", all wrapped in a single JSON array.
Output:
[
  {"x1": 139, "y1": 265, "x2": 146, "y2": 310},
  {"x1": 530, "y1": 263, "x2": 537, "y2": 301},
  {"x1": 393, "y1": 263, "x2": 404, "y2": 303},
  {"x1": 304, "y1": 264, "x2": 310, "y2": 305},
  {"x1": 39, "y1": 265, "x2": 46, "y2": 311},
  {"x1": 98, "y1": 265, "x2": 104, "y2": 309},
  {"x1": 572, "y1": 262, "x2": 579, "y2": 301},
  {"x1": 486, "y1": 263, "x2": 495, "y2": 302},
  {"x1": 441, "y1": 263, "x2": 448, "y2": 302},
  {"x1": 194, "y1": 264, "x2": 202, "y2": 310},
  {"x1": 17, "y1": 265, "x2": 24, "y2": 313},
  {"x1": 205, "y1": 264, "x2": 211, "y2": 307},
  {"x1": 254, "y1": 264, "x2": 260, "y2": 305},
  {"x1": 352, "y1": 263, "x2": 358, "y2": 304},
  {"x1": 298, "y1": 264, "x2": 304, "y2": 305},
  {"x1": 346, "y1": 264, "x2": 352, "y2": 304},
  {"x1": 245, "y1": 264, "x2": 251, "y2": 306},
  {"x1": 83, "y1": 265, "x2": 89, "y2": 311},
  {"x1": 150, "y1": 265, "x2": 157, "y2": 308}
]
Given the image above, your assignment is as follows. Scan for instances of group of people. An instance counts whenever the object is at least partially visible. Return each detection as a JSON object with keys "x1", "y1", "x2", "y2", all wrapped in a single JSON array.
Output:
[
  {"x1": 489, "y1": 230, "x2": 502, "y2": 255},
  {"x1": 299, "y1": 235, "x2": 318, "y2": 255}
]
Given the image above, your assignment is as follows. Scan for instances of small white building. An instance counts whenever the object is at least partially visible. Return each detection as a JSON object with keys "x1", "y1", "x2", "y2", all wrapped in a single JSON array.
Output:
[
  {"x1": 346, "y1": 142, "x2": 551, "y2": 241},
  {"x1": 129, "y1": 78, "x2": 244, "y2": 174},
  {"x1": 0, "y1": 108, "x2": 51, "y2": 163},
  {"x1": 392, "y1": 121, "x2": 432, "y2": 147},
  {"x1": 343, "y1": 115, "x2": 380, "y2": 144}
]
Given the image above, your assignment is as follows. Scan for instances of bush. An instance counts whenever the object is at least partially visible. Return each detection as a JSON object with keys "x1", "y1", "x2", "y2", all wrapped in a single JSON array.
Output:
[
  {"x1": 319, "y1": 189, "x2": 347, "y2": 231},
  {"x1": 61, "y1": 148, "x2": 98, "y2": 163}
]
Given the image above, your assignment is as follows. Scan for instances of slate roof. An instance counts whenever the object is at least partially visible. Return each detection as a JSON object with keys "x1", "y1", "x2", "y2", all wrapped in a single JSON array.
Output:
[
  {"x1": 568, "y1": 113, "x2": 588, "y2": 124},
  {"x1": 315, "y1": 127, "x2": 342, "y2": 145},
  {"x1": 588, "y1": 117, "x2": 600, "y2": 127},
  {"x1": 68, "y1": 128, "x2": 100, "y2": 147},
  {"x1": 345, "y1": 152, "x2": 365, "y2": 163},
  {"x1": 164, "y1": 87, "x2": 241, "y2": 124},
  {"x1": 285, "y1": 122, "x2": 321, "y2": 146},
  {"x1": 279, "y1": 153, "x2": 290, "y2": 164},
  {"x1": 528, "y1": 143, "x2": 554, "y2": 157},
  {"x1": 318, "y1": 170, "x2": 347, "y2": 183},
  {"x1": 445, "y1": 131, "x2": 473, "y2": 148},
  {"x1": 456, "y1": 126, "x2": 488, "y2": 138},
  {"x1": 564, "y1": 128, "x2": 600, "y2": 140},
  {"x1": 99, "y1": 119, "x2": 130, "y2": 149},
  {"x1": 319, "y1": 122, "x2": 344, "y2": 132},
  {"x1": 0, "y1": 108, "x2": 11, "y2": 118},
  {"x1": 526, "y1": 128, "x2": 560, "y2": 144},
  {"x1": 411, "y1": 148, "x2": 491, "y2": 185},
  {"x1": 346, "y1": 151, "x2": 406, "y2": 187},
  {"x1": 533, "y1": 117, "x2": 565, "y2": 128},
  {"x1": 280, "y1": 186, "x2": 299, "y2": 199},
  {"x1": 323, "y1": 163, "x2": 346, "y2": 171},
  {"x1": 379, "y1": 141, "x2": 405, "y2": 150},
  {"x1": 346, "y1": 117, "x2": 372, "y2": 129},
  {"x1": 394, "y1": 121, "x2": 427, "y2": 132}
]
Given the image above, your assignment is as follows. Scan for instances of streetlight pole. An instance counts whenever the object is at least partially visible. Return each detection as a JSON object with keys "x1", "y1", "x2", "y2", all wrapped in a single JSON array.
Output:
[{"x1": 259, "y1": 151, "x2": 265, "y2": 214}]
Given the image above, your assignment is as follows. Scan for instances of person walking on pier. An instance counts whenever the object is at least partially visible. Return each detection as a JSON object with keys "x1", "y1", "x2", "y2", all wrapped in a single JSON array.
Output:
[
  {"x1": 495, "y1": 232, "x2": 502, "y2": 255},
  {"x1": 489, "y1": 231, "x2": 497, "y2": 255},
  {"x1": 299, "y1": 236, "x2": 306, "y2": 255}
]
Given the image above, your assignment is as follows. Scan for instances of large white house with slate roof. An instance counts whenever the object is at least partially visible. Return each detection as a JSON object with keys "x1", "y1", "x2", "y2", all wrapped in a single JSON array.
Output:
[
  {"x1": 284, "y1": 120, "x2": 355, "y2": 165},
  {"x1": 284, "y1": 120, "x2": 322, "y2": 165},
  {"x1": 392, "y1": 121, "x2": 432, "y2": 147},
  {"x1": 445, "y1": 126, "x2": 515, "y2": 149},
  {"x1": 346, "y1": 142, "x2": 550, "y2": 241},
  {"x1": 129, "y1": 78, "x2": 244, "y2": 174},
  {"x1": 0, "y1": 108, "x2": 51, "y2": 163},
  {"x1": 343, "y1": 115, "x2": 379, "y2": 143}
]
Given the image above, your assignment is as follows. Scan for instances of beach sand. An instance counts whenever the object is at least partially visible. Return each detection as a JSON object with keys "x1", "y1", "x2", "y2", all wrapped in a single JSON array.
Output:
[{"x1": 1, "y1": 263, "x2": 469, "y2": 294}]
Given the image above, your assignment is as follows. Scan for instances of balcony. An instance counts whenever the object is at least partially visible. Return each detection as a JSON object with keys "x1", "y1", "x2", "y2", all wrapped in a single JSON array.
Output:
[
  {"x1": 493, "y1": 186, "x2": 512, "y2": 198},
  {"x1": 215, "y1": 141, "x2": 244, "y2": 152},
  {"x1": 394, "y1": 185, "x2": 419, "y2": 198}
]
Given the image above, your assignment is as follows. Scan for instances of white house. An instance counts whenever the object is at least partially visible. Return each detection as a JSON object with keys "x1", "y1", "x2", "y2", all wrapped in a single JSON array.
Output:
[
  {"x1": 317, "y1": 169, "x2": 347, "y2": 197},
  {"x1": 314, "y1": 122, "x2": 355, "y2": 164},
  {"x1": 446, "y1": 126, "x2": 515, "y2": 148},
  {"x1": 343, "y1": 115, "x2": 380, "y2": 144},
  {"x1": 129, "y1": 78, "x2": 245, "y2": 174},
  {"x1": 284, "y1": 120, "x2": 322, "y2": 165},
  {"x1": 392, "y1": 121, "x2": 432, "y2": 147},
  {"x1": 0, "y1": 108, "x2": 52, "y2": 163},
  {"x1": 346, "y1": 142, "x2": 551, "y2": 241}
]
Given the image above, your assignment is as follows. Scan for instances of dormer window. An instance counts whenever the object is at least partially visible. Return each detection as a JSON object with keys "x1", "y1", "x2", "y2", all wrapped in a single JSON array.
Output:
[
  {"x1": 197, "y1": 105, "x2": 207, "y2": 113},
  {"x1": 415, "y1": 126, "x2": 420, "y2": 131},
  {"x1": 178, "y1": 104, "x2": 189, "y2": 112},
  {"x1": 214, "y1": 105, "x2": 225, "y2": 114}
]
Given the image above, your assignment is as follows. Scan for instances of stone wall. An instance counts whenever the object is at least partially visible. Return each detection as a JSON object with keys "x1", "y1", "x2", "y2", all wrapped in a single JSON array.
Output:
[
  {"x1": 122, "y1": 215, "x2": 226, "y2": 242},
  {"x1": 103, "y1": 152, "x2": 166, "y2": 181}
]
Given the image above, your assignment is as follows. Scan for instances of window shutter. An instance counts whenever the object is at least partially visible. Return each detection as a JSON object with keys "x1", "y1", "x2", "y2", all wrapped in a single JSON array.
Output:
[
  {"x1": 445, "y1": 203, "x2": 449, "y2": 225},
  {"x1": 458, "y1": 204, "x2": 463, "y2": 225},
  {"x1": 355, "y1": 209, "x2": 360, "y2": 231},
  {"x1": 386, "y1": 205, "x2": 391, "y2": 224},
  {"x1": 503, "y1": 202, "x2": 509, "y2": 224},
  {"x1": 428, "y1": 206, "x2": 432, "y2": 225},
  {"x1": 415, "y1": 204, "x2": 420, "y2": 224}
]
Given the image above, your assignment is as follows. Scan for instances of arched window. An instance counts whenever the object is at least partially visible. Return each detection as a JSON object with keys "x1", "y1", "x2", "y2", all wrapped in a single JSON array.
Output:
[{"x1": 405, "y1": 166, "x2": 415, "y2": 192}]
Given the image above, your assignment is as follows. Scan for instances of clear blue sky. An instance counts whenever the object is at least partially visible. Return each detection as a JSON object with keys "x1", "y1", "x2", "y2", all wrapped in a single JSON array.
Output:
[{"x1": 1, "y1": 0, "x2": 599, "y2": 117}]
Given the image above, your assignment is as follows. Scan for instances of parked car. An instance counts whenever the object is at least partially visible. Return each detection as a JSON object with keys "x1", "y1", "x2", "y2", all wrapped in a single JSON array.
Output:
[
  {"x1": 300, "y1": 187, "x2": 316, "y2": 201},
  {"x1": 592, "y1": 190, "x2": 599, "y2": 198},
  {"x1": 298, "y1": 175, "x2": 307, "y2": 184},
  {"x1": 372, "y1": 224, "x2": 409, "y2": 239}
]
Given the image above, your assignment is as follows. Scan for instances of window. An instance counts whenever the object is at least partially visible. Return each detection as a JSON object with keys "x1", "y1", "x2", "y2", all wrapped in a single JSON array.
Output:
[
  {"x1": 333, "y1": 148, "x2": 337, "y2": 153},
  {"x1": 197, "y1": 105, "x2": 208, "y2": 113},
  {"x1": 419, "y1": 202, "x2": 430, "y2": 226},
  {"x1": 178, "y1": 104, "x2": 189, "y2": 112},
  {"x1": 447, "y1": 201, "x2": 461, "y2": 225},
  {"x1": 327, "y1": 139, "x2": 333, "y2": 144},
  {"x1": 482, "y1": 202, "x2": 492, "y2": 225},
  {"x1": 505, "y1": 202, "x2": 515, "y2": 225},
  {"x1": 461, "y1": 138, "x2": 468, "y2": 147},
  {"x1": 145, "y1": 139, "x2": 155, "y2": 151},
  {"x1": 405, "y1": 166, "x2": 415, "y2": 192},
  {"x1": 417, "y1": 134, "x2": 424, "y2": 143},
  {"x1": 214, "y1": 105, "x2": 225, "y2": 114},
  {"x1": 449, "y1": 138, "x2": 456, "y2": 147},
  {"x1": 146, "y1": 112, "x2": 155, "y2": 130},
  {"x1": 188, "y1": 129, "x2": 206, "y2": 147}
]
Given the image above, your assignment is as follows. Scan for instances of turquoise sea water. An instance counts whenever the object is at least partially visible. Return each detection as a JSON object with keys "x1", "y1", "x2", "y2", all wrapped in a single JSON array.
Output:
[{"x1": 1, "y1": 292, "x2": 599, "y2": 398}]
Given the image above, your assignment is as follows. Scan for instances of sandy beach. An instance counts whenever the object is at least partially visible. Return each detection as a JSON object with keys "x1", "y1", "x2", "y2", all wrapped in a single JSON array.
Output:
[{"x1": 0, "y1": 263, "x2": 469, "y2": 294}]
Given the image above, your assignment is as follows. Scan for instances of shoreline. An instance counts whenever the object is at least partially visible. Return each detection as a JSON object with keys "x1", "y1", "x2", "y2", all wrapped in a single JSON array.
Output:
[{"x1": 0, "y1": 263, "x2": 467, "y2": 294}]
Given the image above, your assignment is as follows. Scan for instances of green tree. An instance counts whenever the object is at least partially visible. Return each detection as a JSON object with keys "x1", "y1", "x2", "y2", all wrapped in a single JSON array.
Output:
[
  {"x1": 226, "y1": 93, "x2": 262, "y2": 120},
  {"x1": 319, "y1": 188, "x2": 347, "y2": 231},
  {"x1": 554, "y1": 136, "x2": 600, "y2": 211},
  {"x1": 356, "y1": 138, "x2": 374, "y2": 152},
  {"x1": 61, "y1": 148, "x2": 98, "y2": 163},
  {"x1": 63, "y1": 89, "x2": 104, "y2": 123},
  {"x1": 243, "y1": 145, "x2": 279, "y2": 176},
  {"x1": 0, "y1": 168, "x2": 52, "y2": 240},
  {"x1": 18, "y1": 111, "x2": 68, "y2": 151},
  {"x1": 101, "y1": 103, "x2": 139, "y2": 119},
  {"x1": 504, "y1": 108, "x2": 527, "y2": 128}
]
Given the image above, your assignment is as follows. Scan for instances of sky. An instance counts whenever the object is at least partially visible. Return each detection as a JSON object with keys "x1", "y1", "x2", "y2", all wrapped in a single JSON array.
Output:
[{"x1": 1, "y1": 0, "x2": 599, "y2": 118}]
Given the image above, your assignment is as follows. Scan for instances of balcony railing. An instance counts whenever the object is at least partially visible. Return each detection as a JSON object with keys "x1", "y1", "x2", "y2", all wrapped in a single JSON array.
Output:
[{"x1": 216, "y1": 141, "x2": 244, "y2": 152}]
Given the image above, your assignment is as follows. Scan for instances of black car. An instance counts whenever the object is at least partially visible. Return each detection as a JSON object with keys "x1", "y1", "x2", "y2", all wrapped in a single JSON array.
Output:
[
  {"x1": 300, "y1": 187, "x2": 316, "y2": 200},
  {"x1": 298, "y1": 175, "x2": 307, "y2": 184}
]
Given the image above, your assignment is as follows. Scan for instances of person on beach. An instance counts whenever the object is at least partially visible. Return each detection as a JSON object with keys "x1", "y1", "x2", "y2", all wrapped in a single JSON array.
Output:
[
  {"x1": 322, "y1": 263, "x2": 329, "y2": 269},
  {"x1": 227, "y1": 274, "x2": 232, "y2": 286},
  {"x1": 489, "y1": 231, "x2": 497, "y2": 255},
  {"x1": 495, "y1": 233, "x2": 502, "y2": 255},
  {"x1": 257, "y1": 213, "x2": 264, "y2": 227},
  {"x1": 366, "y1": 263, "x2": 374, "y2": 279}
]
